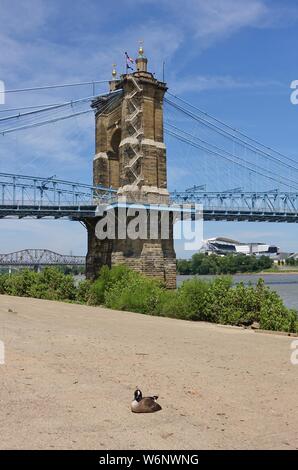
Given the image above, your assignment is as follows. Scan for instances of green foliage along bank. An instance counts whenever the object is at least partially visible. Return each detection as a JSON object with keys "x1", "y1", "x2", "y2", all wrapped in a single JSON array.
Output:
[
  {"x1": 0, "y1": 266, "x2": 297, "y2": 334},
  {"x1": 177, "y1": 253, "x2": 273, "y2": 275}
]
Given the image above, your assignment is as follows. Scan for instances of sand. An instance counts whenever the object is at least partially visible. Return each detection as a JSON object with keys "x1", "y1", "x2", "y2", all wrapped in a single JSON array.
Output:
[{"x1": 0, "y1": 294, "x2": 297, "y2": 450}]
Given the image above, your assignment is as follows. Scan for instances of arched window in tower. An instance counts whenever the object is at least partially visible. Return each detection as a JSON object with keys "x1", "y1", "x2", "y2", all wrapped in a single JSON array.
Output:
[
  {"x1": 111, "y1": 128, "x2": 121, "y2": 156},
  {"x1": 107, "y1": 128, "x2": 121, "y2": 188}
]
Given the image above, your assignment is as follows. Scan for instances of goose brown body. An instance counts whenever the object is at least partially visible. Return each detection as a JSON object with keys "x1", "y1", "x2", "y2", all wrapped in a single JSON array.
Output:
[{"x1": 131, "y1": 389, "x2": 162, "y2": 413}]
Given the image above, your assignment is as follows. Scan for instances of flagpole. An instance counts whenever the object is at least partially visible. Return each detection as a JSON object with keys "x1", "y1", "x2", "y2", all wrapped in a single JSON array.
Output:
[{"x1": 125, "y1": 52, "x2": 128, "y2": 74}]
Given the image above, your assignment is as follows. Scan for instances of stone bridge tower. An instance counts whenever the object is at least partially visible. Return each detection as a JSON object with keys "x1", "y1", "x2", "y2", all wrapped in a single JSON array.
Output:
[{"x1": 85, "y1": 46, "x2": 176, "y2": 288}]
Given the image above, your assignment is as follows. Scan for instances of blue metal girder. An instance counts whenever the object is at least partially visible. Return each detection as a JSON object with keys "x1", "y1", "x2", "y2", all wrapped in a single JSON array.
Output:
[{"x1": 0, "y1": 173, "x2": 298, "y2": 222}]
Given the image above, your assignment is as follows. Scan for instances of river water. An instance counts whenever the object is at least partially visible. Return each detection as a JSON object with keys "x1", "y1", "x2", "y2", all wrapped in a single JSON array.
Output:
[{"x1": 177, "y1": 274, "x2": 298, "y2": 310}]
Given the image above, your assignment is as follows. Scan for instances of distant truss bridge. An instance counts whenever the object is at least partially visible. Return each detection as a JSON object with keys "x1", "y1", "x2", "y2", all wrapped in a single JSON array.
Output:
[{"x1": 0, "y1": 249, "x2": 85, "y2": 267}]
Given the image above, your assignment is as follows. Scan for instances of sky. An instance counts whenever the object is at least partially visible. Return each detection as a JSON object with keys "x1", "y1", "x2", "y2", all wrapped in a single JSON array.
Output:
[{"x1": 0, "y1": 0, "x2": 298, "y2": 257}]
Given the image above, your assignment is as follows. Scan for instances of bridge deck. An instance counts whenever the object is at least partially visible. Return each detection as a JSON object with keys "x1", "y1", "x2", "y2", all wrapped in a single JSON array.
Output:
[
  {"x1": 0, "y1": 173, "x2": 297, "y2": 222},
  {"x1": 1, "y1": 203, "x2": 298, "y2": 222}
]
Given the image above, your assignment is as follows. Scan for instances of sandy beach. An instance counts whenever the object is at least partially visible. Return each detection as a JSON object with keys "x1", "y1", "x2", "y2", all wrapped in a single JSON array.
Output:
[{"x1": 0, "y1": 294, "x2": 297, "y2": 450}]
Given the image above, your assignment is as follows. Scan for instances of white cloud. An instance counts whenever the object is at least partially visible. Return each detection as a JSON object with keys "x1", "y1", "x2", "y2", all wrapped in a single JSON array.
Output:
[
  {"x1": 170, "y1": 75, "x2": 283, "y2": 94},
  {"x1": 0, "y1": 0, "x2": 48, "y2": 34},
  {"x1": 189, "y1": 0, "x2": 268, "y2": 41}
]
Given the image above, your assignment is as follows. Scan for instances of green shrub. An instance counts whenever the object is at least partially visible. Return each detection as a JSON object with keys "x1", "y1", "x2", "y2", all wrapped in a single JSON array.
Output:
[
  {"x1": 1, "y1": 265, "x2": 297, "y2": 335},
  {"x1": 259, "y1": 292, "x2": 298, "y2": 333},
  {"x1": 76, "y1": 279, "x2": 92, "y2": 304},
  {"x1": 4, "y1": 269, "x2": 39, "y2": 297},
  {"x1": 87, "y1": 265, "x2": 131, "y2": 306},
  {"x1": 0, "y1": 273, "x2": 9, "y2": 294},
  {"x1": 203, "y1": 276, "x2": 233, "y2": 323},
  {"x1": 155, "y1": 289, "x2": 180, "y2": 317},
  {"x1": 33, "y1": 268, "x2": 76, "y2": 301},
  {"x1": 2, "y1": 267, "x2": 76, "y2": 301},
  {"x1": 174, "y1": 277, "x2": 210, "y2": 320},
  {"x1": 104, "y1": 270, "x2": 163, "y2": 314}
]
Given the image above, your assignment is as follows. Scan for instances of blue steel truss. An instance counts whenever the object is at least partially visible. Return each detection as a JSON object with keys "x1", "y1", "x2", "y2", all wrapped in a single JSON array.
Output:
[
  {"x1": 0, "y1": 173, "x2": 298, "y2": 222},
  {"x1": 0, "y1": 172, "x2": 116, "y2": 206}
]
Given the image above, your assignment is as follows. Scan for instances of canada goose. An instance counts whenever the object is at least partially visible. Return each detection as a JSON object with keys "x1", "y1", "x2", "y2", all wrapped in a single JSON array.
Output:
[{"x1": 131, "y1": 389, "x2": 162, "y2": 413}]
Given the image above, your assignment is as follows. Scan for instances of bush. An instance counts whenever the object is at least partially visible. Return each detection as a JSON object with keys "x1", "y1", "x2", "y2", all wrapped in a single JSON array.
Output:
[
  {"x1": 1, "y1": 267, "x2": 76, "y2": 301},
  {"x1": 203, "y1": 276, "x2": 233, "y2": 323},
  {"x1": 104, "y1": 269, "x2": 163, "y2": 314},
  {"x1": 4, "y1": 269, "x2": 39, "y2": 297},
  {"x1": 87, "y1": 265, "x2": 131, "y2": 306},
  {"x1": 76, "y1": 279, "x2": 92, "y2": 304},
  {"x1": 0, "y1": 273, "x2": 9, "y2": 294},
  {"x1": 0, "y1": 266, "x2": 297, "y2": 335},
  {"x1": 35, "y1": 268, "x2": 76, "y2": 301},
  {"x1": 174, "y1": 277, "x2": 210, "y2": 320},
  {"x1": 259, "y1": 292, "x2": 298, "y2": 333}
]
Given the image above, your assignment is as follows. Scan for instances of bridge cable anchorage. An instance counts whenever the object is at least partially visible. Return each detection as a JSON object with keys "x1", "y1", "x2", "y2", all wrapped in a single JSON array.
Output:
[
  {"x1": 165, "y1": 122, "x2": 298, "y2": 190},
  {"x1": 167, "y1": 91, "x2": 298, "y2": 168},
  {"x1": 0, "y1": 92, "x2": 121, "y2": 136},
  {"x1": 3, "y1": 80, "x2": 110, "y2": 94},
  {"x1": 165, "y1": 96, "x2": 298, "y2": 173},
  {"x1": 165, "y1": 128, "x2": 298, "y2": 191}
]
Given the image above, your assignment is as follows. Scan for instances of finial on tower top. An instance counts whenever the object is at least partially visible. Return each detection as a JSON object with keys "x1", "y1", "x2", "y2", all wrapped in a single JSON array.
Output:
[
  {"x1": 135, "y1": 40, "x2": 148, "y2": 72},
  {"x1": 111, "y1": 64, "x2": 117, "y2": 79},
  {"x1": 138, "y1": 40, "x2": 144, "y2": 57}
]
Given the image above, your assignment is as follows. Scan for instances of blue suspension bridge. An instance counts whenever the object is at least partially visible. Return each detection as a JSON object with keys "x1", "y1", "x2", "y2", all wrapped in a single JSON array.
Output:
[
  {"x1": 0, "y1": 172, "x2": 297, "y2": 222},
  {"x1": 0, "y1": 78, "x2": 298, "y2": 223}
]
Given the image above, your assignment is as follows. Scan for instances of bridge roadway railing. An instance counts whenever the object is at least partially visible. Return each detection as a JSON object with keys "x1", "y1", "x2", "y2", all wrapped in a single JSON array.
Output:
[
  {"x1": 0, "y1": 172, "x2": 116, "y2": 207},
  {"x1": 170, "y1": 190, "x2": 298, "y2": 213},
  {"x1": 0, "y1": 173, "x2": 298, "y2": 221}
]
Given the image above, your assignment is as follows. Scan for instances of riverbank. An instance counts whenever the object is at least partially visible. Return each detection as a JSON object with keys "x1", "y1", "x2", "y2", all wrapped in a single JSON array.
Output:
[
  {"x1": 178, "y1": 270, "x2": 298, "y2": 276},
  {"x1": 1, "y1": 294, "x2": 298, "y2": 450},
  {"x1": 259, "y1": 270, "x2": 298, "y2": 275},
  {"x1": 176, "y1": 273, "x2": 298, "y2": 310}
]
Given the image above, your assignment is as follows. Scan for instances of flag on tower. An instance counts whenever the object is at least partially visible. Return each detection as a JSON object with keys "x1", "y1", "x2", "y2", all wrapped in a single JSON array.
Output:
[
  {"x1": 125, "y1": 52, "x2": 134, "y2": 63},
  {"x1": 125, "y1": 52, "x2": 134, "y2": 72}
]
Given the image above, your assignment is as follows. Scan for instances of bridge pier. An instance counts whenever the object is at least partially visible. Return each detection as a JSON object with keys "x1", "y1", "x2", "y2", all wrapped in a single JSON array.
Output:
[
  {"x1": 85, "y1": 210, "x2": 176, "y2": 288},
  {"x1": 86, "y1": 45, "x2": 176, "y2": 288}
]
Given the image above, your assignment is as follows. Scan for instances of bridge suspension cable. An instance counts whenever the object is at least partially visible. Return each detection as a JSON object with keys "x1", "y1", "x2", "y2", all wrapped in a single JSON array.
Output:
[
  {"x1": 0, "y1": 95, "x2": 99, "y2": 123},
  {"x1": 165, "y1": 95, "x2": 298, "y2": 173},
  {"x1": 167, "y1": 91, "x2": 298, "y2": 169},
  {"x1": 0, "y1": 91, "x2": 121, "y2": 136},
  {"x1": 2, "y1": 79, "x2": 110, "y2": 94},
  {"x1": 0, "y1": 103, "x2": 69, "y2": 114},
  {"x1": 165, "y1": 127, "x2": 298, "y2": 191},
  {"x1": 165, "y1": 122, "x2": 298, "y2": 190}
]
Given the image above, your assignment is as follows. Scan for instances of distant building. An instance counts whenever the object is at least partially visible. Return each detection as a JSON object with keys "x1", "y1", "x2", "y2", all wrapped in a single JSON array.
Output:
[
  {"x1": 200, "y1": 237, "x2": 279, "y2": 257},
  {"x1": 272, "y1": 252, "x2": 292, "y2": 264}
]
